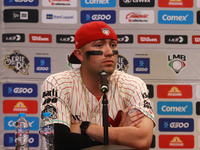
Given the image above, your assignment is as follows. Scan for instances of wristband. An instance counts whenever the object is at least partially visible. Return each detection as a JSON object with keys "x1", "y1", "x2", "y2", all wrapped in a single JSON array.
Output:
[{"x1": 80, "y1": 121, "x2": 90, "y2": 135}]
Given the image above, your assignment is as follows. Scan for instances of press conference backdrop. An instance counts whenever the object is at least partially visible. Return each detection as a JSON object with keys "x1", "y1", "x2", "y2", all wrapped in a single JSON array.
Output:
[{"x1": 1, "y1": 0, "x2": 200, "y2": 149}]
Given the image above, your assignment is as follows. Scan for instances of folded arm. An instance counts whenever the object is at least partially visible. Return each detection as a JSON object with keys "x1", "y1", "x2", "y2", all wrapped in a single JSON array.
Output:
[
  {"x1": 86, "y1": 116, "x2": 153, "y2": 150},
  {"x1": 71, "y1": 108, "x2": 154, "y2": 150}
]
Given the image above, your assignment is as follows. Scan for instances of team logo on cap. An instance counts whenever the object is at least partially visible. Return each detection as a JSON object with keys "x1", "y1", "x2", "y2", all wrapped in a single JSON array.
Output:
[{"x1": 102, "y1": 28, "x2": 110, "y2": 36}]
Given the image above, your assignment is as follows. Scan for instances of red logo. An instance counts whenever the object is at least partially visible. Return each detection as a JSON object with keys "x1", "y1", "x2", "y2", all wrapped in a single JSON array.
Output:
[
  {"x1": 29, "y1": 34, "x2": 52, "y2": 43},
  {"x1": 138, "y1": 35, "x2": 160, "y2": 44},
  {"x1": 109, "y1": 110, "x2": 122, "y2": 127},
  {"x1": 157, "y1": 85, "x2": 192, "y2": 98},
  {"x1": 158, "y1": 0, "x2": 193, "y2": 8},
  {"x1": 159, "y1": 135, "x2": 194, "y2": 148},
  {"x1": 126, "y1": 12, "x2": 149, "y2": 22},
  {"x1": 3, "y1": 100, "x2": 38, "y2": 114},
  {"x1": 192, "y1": 35, "x2": 200, "y2": 44}
]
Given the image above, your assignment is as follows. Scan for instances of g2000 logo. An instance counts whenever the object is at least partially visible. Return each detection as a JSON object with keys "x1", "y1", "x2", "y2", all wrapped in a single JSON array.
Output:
[
  {"x1": 3, "y1": 83, "x2": 38, "y2": 97},
  {"x1": 4, "y1": 133, "x2": 39, "y2": 147},
  {"x1": 3, "y1": 50, "x2": 30, "y2": 75},
  {"x1": 159, "y1": 118, "x2": 194, "y2": 132},
  {"x1": 134, "y1": 58, "x2": 150, "y2": 74},
  {"x1": 81, "y1": 10, "x2": 116, "y2": 24},
  {"x1": 4, "y1": 0, "x2": 39, "y2": 6},
  {"x1": 34, "y1": 57, "x2": 51, "y2": 73}
]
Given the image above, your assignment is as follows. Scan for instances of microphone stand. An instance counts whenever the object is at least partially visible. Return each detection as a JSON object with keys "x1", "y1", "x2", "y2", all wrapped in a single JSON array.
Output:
[{"x1": 102, "y1": 93, "x2": 109, "y2": 145}]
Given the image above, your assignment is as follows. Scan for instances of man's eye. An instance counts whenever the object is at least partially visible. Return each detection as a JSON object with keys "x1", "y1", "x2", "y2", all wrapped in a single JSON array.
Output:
[
  {"x1": 111, "y1": 43, "x2": 116, "y2": 47},
  {"x1": 96, "y1": 44, "x2": 102, "y2": 47}
]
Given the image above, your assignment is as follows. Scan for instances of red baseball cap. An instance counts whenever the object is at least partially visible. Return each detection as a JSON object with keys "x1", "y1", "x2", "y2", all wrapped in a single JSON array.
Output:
[{"x1": 68, "y1": 21, "x2": 118, "y2": 64}]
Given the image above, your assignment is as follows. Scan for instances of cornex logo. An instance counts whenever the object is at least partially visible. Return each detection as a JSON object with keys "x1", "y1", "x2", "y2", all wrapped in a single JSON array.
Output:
[
  {"x1": 158, "y1": 10, "x2": 193, "y2": 24},
  {"x1": 4, "y1": 116, "x2": 39, "y2": 130},
  {"x1": 2, "y1": 34, "x2": 25, "y2": 43},
  {"x1": 157, "y1": 101, "x2": 193, "y2": 115},
  {"x1": 165, "y1": 35, "x2": 188, "y2": 44},
  {"x1": 120, "y1": 0, "x2": 154, "y2": 7},
  {"x1": 81, "y1": 0, "x2": 116, "y2": 7},
  {"x1": 161, "y1": 105, "x2": 188, "y2": 112}
]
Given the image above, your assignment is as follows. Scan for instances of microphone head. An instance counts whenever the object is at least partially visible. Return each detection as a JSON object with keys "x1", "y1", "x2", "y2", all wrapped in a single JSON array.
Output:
[{"x1": 99, "y1": 70, "x2": 109, "y2": 93}]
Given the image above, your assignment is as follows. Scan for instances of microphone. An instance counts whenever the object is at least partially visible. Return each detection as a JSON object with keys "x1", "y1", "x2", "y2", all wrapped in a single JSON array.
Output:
[{"x1": 99, "y1": 70, "x2": 109, "y2": 93}]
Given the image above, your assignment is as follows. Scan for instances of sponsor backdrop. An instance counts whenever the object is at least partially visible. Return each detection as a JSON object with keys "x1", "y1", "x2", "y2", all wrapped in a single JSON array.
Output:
[{"x1": 1, "y1": 0, "x2": 200, "y2": 149}]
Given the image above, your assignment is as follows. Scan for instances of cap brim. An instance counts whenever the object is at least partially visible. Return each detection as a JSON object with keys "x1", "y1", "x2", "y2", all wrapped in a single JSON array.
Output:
[{"x1": 68, "y1": 51, "x2": 81, "y2": 64}]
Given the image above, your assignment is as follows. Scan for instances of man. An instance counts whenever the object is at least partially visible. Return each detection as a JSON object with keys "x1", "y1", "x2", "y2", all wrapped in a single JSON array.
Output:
[{"x1": 41, "y1": 21, "x2": 155, "y2": 150}]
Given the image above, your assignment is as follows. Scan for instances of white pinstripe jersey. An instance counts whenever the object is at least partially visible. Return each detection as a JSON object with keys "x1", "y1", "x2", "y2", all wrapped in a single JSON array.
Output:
[{"x1": 41, "y1": 68, "x2": 155, "y2": 128}]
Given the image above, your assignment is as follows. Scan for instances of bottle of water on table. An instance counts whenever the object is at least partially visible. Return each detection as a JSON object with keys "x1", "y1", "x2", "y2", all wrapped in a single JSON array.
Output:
[
  {"x1": 15, "y1": 113, "x2": 29, "y2": 150},
  {"x1": 39, "y1": 112, "x2": 54, "y2": 150}
]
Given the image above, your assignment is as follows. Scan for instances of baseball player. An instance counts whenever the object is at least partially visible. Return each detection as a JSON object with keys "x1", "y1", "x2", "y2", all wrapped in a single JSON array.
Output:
[{"x1": 41, "y1": 21, "x2": 155, "y2": 150}]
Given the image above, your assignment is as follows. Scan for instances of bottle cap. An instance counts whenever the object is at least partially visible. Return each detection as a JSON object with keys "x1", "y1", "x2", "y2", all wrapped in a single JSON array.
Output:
[
  {"x1": 18, "y1": 113, "x2": 26, "y2": 117},
  {"x1": 43, "y1": 112, "x2": 51, "y2": 117}
]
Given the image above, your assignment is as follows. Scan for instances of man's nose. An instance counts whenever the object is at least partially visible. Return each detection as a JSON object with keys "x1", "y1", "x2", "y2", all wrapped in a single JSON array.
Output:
[{"x1": 104, "y1": 45, "x2": 113, "y2": 56}]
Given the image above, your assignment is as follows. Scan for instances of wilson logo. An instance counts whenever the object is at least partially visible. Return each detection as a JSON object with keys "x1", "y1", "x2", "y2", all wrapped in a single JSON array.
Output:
[
  {"x1": 192, "y1": 35, "x2": 200, "y2": 44},
  {"x1": 29, "y1": 34, "x2": 52, "y2": 43},
  {"x1": 138, "y1": 35, "x2": 160, "y2": 43}
]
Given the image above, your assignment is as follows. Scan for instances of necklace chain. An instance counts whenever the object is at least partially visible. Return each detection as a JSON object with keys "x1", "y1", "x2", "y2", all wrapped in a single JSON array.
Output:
[{"x1": 81, "y1": 76, "x2": 102, "y2": 124}]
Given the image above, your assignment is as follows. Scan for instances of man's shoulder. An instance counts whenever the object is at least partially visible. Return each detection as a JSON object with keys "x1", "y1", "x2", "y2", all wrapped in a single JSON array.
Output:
[
  {"x1": 112, "y1": 70, "x2": 143, "y2": 82},
  {"x1": 45, "y1": 69, "x2": 80, "y2": 82}
]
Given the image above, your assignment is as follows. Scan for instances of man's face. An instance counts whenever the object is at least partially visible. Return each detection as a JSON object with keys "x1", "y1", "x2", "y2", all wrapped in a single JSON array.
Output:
[{"x1": 81, "y1": 39, "x2": 118, "y2": 75}]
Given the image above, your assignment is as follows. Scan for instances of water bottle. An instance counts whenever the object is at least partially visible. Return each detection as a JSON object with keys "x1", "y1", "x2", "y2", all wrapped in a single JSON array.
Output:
[
  {"x1": 15, "y1": 113, "x2": 29, "y2": 149},
  {"x1": 39, "y1": 112, "x2": 54, "y2": 150}
]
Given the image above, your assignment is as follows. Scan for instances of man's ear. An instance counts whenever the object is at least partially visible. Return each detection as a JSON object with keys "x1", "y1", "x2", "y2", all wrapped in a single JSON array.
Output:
[{"x1": 73, "y1": 49, "x2": 83, "y2": 62}]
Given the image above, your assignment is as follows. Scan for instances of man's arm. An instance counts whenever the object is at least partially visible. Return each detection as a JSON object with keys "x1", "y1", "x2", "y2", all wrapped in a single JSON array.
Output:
[
  {"x1": 71, "y1": 115, "x2": 154, "y2": 150},
  {"x1": 87, "y1": 116, "x2": 153, "y2": 150}
]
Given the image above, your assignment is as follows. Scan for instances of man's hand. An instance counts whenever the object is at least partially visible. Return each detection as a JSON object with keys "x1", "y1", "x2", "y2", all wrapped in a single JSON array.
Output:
[
  {"x1": 70, "y1": 123, "x2": 81, "y2": 134},
  {"x1": 118, "y1": 107, "x2": 144, "y2": 127}
]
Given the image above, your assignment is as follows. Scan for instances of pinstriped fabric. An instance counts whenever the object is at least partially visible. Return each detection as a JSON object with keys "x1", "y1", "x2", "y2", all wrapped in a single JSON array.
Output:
[{"x1": 41, "y1": 68, "x2": 155, "y2": 129}]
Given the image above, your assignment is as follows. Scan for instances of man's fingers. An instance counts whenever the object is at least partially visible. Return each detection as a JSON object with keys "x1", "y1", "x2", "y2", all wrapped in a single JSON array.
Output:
[
  {"x1": 123, "y1": 106, "x2": 132, "y2": 114},
  {"x1": 130, "y1": 120, "x2": 141, "y2": 126}
]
